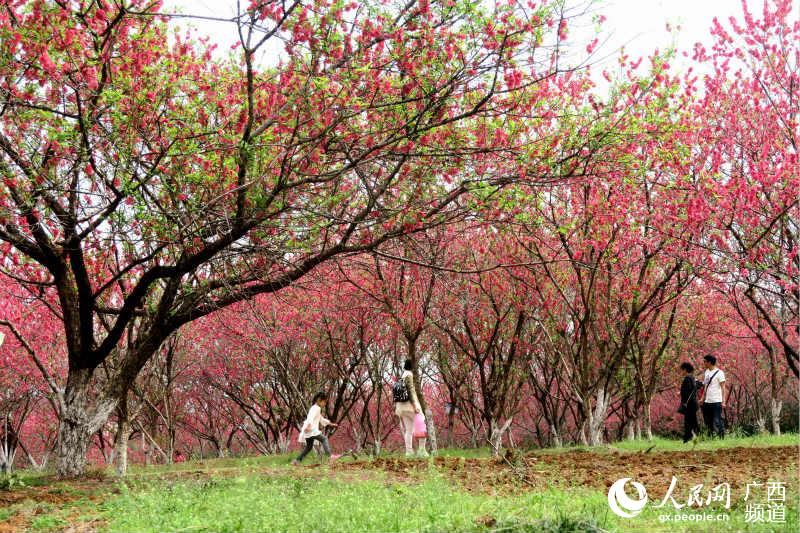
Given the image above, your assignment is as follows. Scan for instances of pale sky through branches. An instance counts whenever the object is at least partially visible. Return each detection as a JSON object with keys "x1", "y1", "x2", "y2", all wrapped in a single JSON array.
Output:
[{"x1": 163, "y1": 0, "x2": 750, "y2": 83}]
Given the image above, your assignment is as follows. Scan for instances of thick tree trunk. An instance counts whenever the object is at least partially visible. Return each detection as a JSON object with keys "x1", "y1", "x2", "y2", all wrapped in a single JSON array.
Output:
[
  {"x1": 579, "y1": 419, "x2": 589, "y2": 446},
  {"x1": 769, "y1": 347, "x2": 782, "y2": 436},
  {"x1": 0, "y1": 443, "x2": 16, "y2": 474},
  {"x1": 55, "y1": 369, "x2": 93, "y2": 477},
  {"x1": 625, "y1": 417, "x2": 637, "y2": 441},
  {"x1": 588, "y1": 419, "x2": 604, "y2": 446},
  {"x1": 549, "y1": 422, "x2": 563, "y2": 447},
  {"x1": 55, "y1": 414, "x2": 92, "y2": 478},
  {"x1": 350, "y1": 428, "x2": 363, "y2": 454},
  {"x1": 55, "y1": 368, "x2": 119, "y2": 477},
  {"x1": 114, "y1": 419, "x2": 129, "y2": 476},
  {"x1": 424, "y1": 408, "x2": 438, "y2": 454},
  {"x1": 467, "y1": 420, "x2": 480, "y2": 448},
  {"x1": 488, "y1": 418, "x2": 513, "y2": 456},
  {"x1": 587, "y1": 389, "x2": 610, "y2": 446},
  {"x1": 643, "y1": 402, "x2": 653, "y2": 441},
  {"x1": 770, "y1": 399, "x2": 782, "y2": 435},
  {"x1": 114, "y1": 398, "x2": 130, "y2": 476},
  {"x1": 1, "y1": 413, "x2": 18, "y2": 473}
]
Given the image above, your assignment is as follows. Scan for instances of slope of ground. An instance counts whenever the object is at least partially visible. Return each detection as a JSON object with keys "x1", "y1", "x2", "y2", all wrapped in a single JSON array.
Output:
[{"x1": 0, "y1": 434, "x2": 797, "y2": 532}]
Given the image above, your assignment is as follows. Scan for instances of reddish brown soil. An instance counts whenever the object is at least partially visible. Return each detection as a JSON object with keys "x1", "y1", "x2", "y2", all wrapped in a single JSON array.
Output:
[
  {"x1": 335, "y1": 445, "x2": 799, "y2": 495},
  {"x1": 526, "y1": 445, "x2": 799, "y2": 494},
  {"x1": 1, "y1": 445, "x2": 796, "y2": 531},
  {"x1": 0, "y1": 475, "x2": 109, "y2": 533}
]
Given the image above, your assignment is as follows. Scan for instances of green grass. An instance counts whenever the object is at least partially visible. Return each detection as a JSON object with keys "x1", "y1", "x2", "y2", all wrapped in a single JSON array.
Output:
[
  {"x1": 101, "y1": 474, "x2": 611, "y2": 533},
  {"x1": 97, "y1": 471, "x2": 797, "y2": 533},
  {"x1": 29, "y1": 513, "x2": 68, "y2": 532},
  {"x1": 123, "y1": 451, "x2": 300, "y2": 477},
  {"x1": 3, "y1": 434, "x2": 797, "y2": 532},
  {"x1": 607, "y1": 432, "x2": 799, "y2": 453}
]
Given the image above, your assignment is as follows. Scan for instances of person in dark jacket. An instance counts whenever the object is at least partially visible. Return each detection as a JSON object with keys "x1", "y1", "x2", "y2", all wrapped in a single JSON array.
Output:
[{"x1": 679, "y1": 362, "x2": 700, "y2": 443}]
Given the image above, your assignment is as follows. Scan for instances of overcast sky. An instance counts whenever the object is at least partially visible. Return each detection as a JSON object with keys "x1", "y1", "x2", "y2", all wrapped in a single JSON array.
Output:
[{"x1": 161, "y1": 0, "x2": 758, "y2": 78}]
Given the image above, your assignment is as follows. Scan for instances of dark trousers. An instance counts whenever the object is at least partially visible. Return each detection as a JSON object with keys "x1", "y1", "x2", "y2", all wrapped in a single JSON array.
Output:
[
  {"x1": 296, "y1": 434, "x2": 331, "y2": 462},
  {"x1": 702, "y1": 402, "x2": 725, "y2": 438},
  {"x1": 682, "y1": 406, "x2": 699, "y2": 442}
]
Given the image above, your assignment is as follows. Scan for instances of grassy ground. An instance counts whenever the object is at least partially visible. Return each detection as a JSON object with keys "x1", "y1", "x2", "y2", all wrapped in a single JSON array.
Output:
[
  {"x1": 0, "y1": 433, "x2": 797, "y2": 532},
  {"x1": 432, "y1": 432, "x2": 800, "y2": 457},
  {"x1": 606, "y1": 432, "x2": 799, "y2": 452}
]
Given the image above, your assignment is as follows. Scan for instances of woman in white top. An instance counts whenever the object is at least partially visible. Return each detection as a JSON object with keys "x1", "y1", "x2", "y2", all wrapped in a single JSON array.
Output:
[
  {"x1": 394, "y1": 359, "x2": 429, "y2": 457},
  {"x1": 292, "y1": 392, "x2": 337, "y2": 464}
]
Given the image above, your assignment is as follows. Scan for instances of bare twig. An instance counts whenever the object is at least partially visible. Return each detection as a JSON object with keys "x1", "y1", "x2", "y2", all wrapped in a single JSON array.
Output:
[
  {"x1": 485, "y1": 437, "x2": 536, "y2": 487},
  {"x1": 0, "y1": 319, "x2": 63, "y2": 413}
]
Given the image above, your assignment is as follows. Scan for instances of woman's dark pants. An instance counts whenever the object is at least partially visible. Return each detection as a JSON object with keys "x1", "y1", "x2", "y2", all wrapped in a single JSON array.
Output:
[
  {"x1": 682, "y1": 406, "x2": 700, "y2": 442},
  {"x1": 296, "y1": 434, "x2": 331, "y2": 462}
]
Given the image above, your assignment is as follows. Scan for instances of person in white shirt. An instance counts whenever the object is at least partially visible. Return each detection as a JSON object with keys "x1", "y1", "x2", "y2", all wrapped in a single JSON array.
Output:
[
  {"x1": 700, "y1": 354, "x2": 726, "y2": 438},
  {"x1": 292, "y1": 392, "x2": 338, "y2": 465}
]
